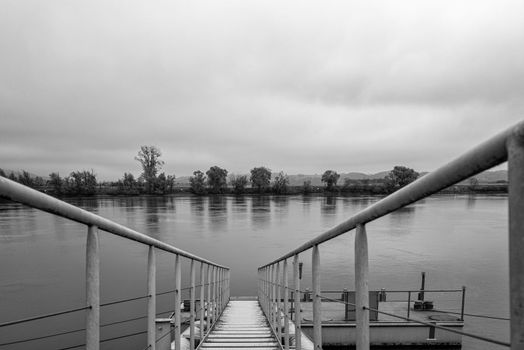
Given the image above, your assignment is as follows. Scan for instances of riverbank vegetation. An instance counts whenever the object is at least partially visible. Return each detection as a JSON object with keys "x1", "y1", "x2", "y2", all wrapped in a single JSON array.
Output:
[{"x1": 0, "y1": 145, "x2": 508, "y2": 197}]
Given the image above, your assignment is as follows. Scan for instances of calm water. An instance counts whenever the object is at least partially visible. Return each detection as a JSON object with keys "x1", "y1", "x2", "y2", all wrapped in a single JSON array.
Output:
[{"x1": 0, "y1": 194, "x2": 509, "y2": 349}]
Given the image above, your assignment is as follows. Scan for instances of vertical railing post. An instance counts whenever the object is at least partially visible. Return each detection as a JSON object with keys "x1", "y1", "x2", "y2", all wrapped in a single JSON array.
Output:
[
  {"x1": 207, "y1": 265, "x2": 212, "y2": 326},
  {"x1": 200, "y1": 262, "x2": 205, "y2": 339},
  {"x1": 293, "y1": 254, "x2": 301, "y2": 350},
  {"x1": 407, "y1": 291, "x2": 411, "y2": 319},
  {"x1": 267, "y1": 267, "x2": 271, "y2": 318},
  {"x1": 190, "y1": 260, "x2": 196, "y2": 350},
  {"x1": 508, "y1": 127, "x2": 524, "y2": 350},
  {"x1": 283, "y1": 259, "x2": 289, "y2": 350},
  {"x1": 269, "y1": 265, "x2": 273, "y2": 328},
  {"x1": 271, "y1": 264, "x2": 278, "y2": 334},
  {"x1": 220, "y1": 268, "x2": 224, "y2": 313},
  {"x1": 263, "y1": 267, "x2": 267, "y2": 316},
  {"x1": 221, "y1": 269, "x2": 225, "y2": 311},
  {"x1": 86, "y1": 225, "x2": 99, "y2": 350},
  {"x1": 216, "y1": 268, "x2": 220, "y2": 317},
  {"x1": 312, "y1": 245, "x2": 322, "y2": 350},
  {"x1": 213, "y1": 266, "x2": 217, "y2": 323},
  {"x1": 355, "y1": 224, "x2": 370, "y2": 350},
  {"x1": 460, "y1": 286, "x2": 466, "y2": 321},
  {"x1": 174, "y1": 254, "x2": 181, "y2": 350},
  {"x1": 277, "y1": 262, "x2": 282, "y2": 343},
  {"x1": 147, "y1": 246, "x2": 156, "y2": 350},
  {"x1": 343, "y1": 288, "x2": 349, "y2": 321}
]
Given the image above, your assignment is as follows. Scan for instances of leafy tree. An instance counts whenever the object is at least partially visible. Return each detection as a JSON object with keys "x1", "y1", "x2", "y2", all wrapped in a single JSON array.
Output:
[
  {"x1": 135, "y1": 146, "x2": 164, "y2": 194},
  {"x1": 206, "y1": 166, "x2": 228, "y2": 194},
  {"x1": 65, "y1": 170, "x2": 97, "y2": 195},
  {"x1": 0, "y1": 168, "x2": 5, "y2": 177},
  {"x1": 469, "y1": 177, "x2": 479, "y2": 189},
  {"x1": 272, "y1": 171, "x2": 289, "y2": 194},
  {"x1": 49, "y1": 172, "x2": 63, "y2": 195},
  {"x1": 250, "y1": 167, "x2": 271, "y2": 193},
  {"x1": 190, "y1": 170, "x2": 207, "y2": 195},
  {"x1": 321, "y1": 170, "x2": 340, "y2": 191},
  {"x1": 385, "y1": 166, "x2": 419, "y2": 192},
  {"x1": 166, "y1": 174, "x2": 176, "y2": 193},
  {"x1": 18, "y1": 170, "x2": 35, "y2": 187},
  {"x1": 156, "y1": 172, "x2": 168, "y2": 194},
  {"x1": 302, "y1": 180, "x2": 312, "y2": 194},
  {"x1": 34, "y1": 176, "x2": 45, "y2": 187},
  {"x1": 118, "y1": 172, "x2": 138, "y2": 194},
  {"x1": 230, "y1": 174, "x2": 248, "y2": 194}
]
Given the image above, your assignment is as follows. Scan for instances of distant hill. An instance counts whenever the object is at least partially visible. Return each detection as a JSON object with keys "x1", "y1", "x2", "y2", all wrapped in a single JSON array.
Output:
[{"x1": 175, "y1": 170, "x2": 507, "y2": 187}]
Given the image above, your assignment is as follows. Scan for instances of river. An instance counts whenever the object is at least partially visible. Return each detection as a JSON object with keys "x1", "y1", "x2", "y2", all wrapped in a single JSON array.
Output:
[{"x1": 0, "y1": 194, "x2": 509, "y2": 349}]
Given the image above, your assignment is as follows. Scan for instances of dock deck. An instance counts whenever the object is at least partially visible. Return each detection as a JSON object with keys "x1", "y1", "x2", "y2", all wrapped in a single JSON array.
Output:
[{"x1": 200, "y1": 300, "x2": 282, "y2": 350}]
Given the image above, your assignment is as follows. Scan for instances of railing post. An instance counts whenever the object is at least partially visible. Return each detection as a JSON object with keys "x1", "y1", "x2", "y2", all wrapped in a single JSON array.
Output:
[
  {"x1": 227, "y1": 269, "x2": 230, "y2": 303},
  {"x1": 274, "y1": 264, "x2": 277, "y2": 334},
  {"x1": 407, "y1": 291, "x2": 411, "y2": 319},
  {"x1": 283, "y1": 259, "x2": 289, "y2": 350},
  {"x1": 213, "y1": 266, "x2": 217, "y2": 323},
  {"x1": 220, "y1": 268, "x2": 224, "y2": 312},
  {"x1": 207, "y1": 265, "x2": 212, "y2": 326},
  {"x1": 343, "y1": 288, "x2": 349, "y2": 321},
  {"x1": 190, "y1": 259, "x2": 196, "y2": 350},
  {"x1": 277, "y1": 262, "x2": 282, "y2": 342},
  {"x1": 174, "y1": 254, "x2": 181, "y2": 350},
  {"x1": 86, "y1": 225, "x2": 99, "y2": 350},
  {"x1": 147, "y1": 246, "x2": 156, "y2": 350},
  {"x1": 263, "y1": 267, "x2": 268, "y2": 316},
  {"x1": 355, "y1": 224, "x2": 370, "y2": 350},
  {"x1": 200, "y1": 262, "x2": 205, "y2": 339},
  {"x1": 312, "y1": 245, "x2": 322, "y2": 350},
  {"x1": 218, "y1": 268, "x2": 224, "y2": 315},
  {"x1": 460, "y1": 286, "x2": 466, "y2": 321},
  {"x1": 508, "y1": 127, "x2": 524, "y2": 350},
  {"x1": 267, "y1": 267, "x2": 271, "y2": 318},
  {"x1": 293, "y1": 254, "x2": 301, "y2": 350},
  {"x1": 222, "y1": 269, "x2": 225, "y2": 311},
  {"x1": 269, "y1": 265, "x2": 273, "y2": 328}
]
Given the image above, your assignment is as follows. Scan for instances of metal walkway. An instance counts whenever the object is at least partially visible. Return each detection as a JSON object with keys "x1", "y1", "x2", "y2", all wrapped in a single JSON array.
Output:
[{"x1": 200, "y1": 300, "x2": 281, "y2": 350}]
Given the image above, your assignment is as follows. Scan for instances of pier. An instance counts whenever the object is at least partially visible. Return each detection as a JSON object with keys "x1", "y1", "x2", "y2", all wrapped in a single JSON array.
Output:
[{"x1": 1, "y1": 121, "x2": 524, "y2": 349}]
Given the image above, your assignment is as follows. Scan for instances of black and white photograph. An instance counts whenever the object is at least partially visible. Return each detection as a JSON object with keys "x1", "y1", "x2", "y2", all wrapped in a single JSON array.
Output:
[{"x1": 1, "y1": 1, "x2": 523, "y2": 349}]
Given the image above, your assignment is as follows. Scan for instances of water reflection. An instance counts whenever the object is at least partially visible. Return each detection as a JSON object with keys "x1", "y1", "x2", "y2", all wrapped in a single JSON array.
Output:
[
  {"x1": 466, "y1": 195, "x2": 477, "y2": 209},
  {"x1": 321, "y1": 195, "x2": 337, "y2": 213},
  {"x1": 232, "y1": 196, "x2": 247, "y2": 213},
  {"x1": 387, "y1": 206, "x2": 416, "y2": 236},
  {"x1": 70, "y1": 197, "x2": 99, "y2": 211},
  {"x1": 251, "y1": 196, "x2": 270, "y2": 229},
  {"x1": 190, "y1": 196, "x2": 206, "y2": 215},
  {"x1": 208, "y1": 196, "x2": 228, "y2": 231}
]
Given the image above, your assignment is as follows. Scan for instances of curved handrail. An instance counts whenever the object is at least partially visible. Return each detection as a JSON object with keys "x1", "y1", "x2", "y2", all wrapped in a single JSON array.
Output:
[
  {"x1": 0, "y1": 177, "x2": 228, "y2": 269},
  {"x1": 259, "y1": 120, "x2": 522, "y2": 268}
]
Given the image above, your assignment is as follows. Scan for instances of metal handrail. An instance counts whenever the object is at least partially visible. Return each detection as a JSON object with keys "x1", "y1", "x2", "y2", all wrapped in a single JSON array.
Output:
[
  {"x1": 260, "y1": 121, "x2": 517, "y2": 268},
  {"x1": 0, "y1": 177, "x2": 231, "y2": 350},
  {"x1": 0, "y1": 178, "x2": 227, "y2": 269},
  {"x1": 258, "y1": 120, "x2": 524, "y2": 349}
]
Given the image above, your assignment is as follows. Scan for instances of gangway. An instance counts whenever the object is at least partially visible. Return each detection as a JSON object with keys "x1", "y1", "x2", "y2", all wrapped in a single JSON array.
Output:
[{"x1": 199, "y1": 299, "x2": 282, "y2": 350}]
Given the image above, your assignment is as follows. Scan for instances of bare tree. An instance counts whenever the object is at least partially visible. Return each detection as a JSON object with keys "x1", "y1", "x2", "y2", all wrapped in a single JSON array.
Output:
[{"x1": 135, "y1": 145, "x2": 164, "y2": 194}]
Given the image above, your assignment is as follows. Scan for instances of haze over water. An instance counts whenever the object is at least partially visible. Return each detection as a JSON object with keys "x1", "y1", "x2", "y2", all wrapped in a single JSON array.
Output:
[{"x1": 0, "y1": 194, "x2": 509, "y2": 349}]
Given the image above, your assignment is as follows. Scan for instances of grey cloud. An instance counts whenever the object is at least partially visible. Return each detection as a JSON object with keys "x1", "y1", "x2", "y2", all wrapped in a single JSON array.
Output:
[{"x1": 1, "y1": 0, "x2": 523, "y2": 179}]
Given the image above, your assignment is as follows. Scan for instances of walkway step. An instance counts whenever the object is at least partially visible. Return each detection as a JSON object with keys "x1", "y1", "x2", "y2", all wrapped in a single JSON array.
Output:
[{"x1": 200, "y1": 300, "x2": 281, "y2": 350}]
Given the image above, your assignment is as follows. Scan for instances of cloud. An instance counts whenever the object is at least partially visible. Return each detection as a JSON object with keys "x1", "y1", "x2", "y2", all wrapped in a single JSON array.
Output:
[{"x1": 0, "y1": 0, "x2": 523, "y2": 179}]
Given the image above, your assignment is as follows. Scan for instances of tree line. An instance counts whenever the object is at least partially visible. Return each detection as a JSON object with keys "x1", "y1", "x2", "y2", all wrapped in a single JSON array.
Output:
[{"x1": 0, "y1": 145, "x2": 427, "y2": 197}]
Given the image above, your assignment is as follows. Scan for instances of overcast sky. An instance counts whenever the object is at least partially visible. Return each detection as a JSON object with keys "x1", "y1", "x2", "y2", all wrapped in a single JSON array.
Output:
[{"x1": 1, "y1": 0, "x2": 523, "y2": 180}]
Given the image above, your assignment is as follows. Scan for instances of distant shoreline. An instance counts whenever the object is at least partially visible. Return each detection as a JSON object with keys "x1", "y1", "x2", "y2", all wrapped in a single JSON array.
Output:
[{"x1": 35, "y1": 183, "x2": 506, "y2": 199}]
